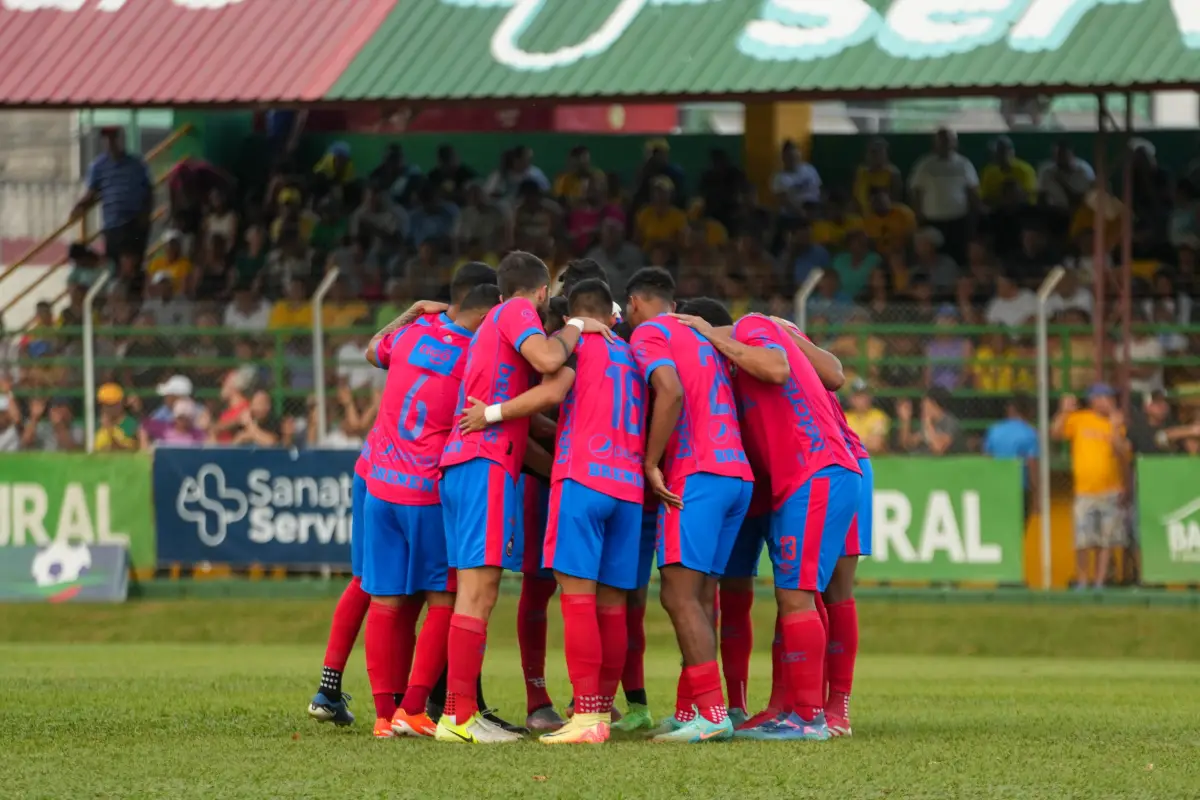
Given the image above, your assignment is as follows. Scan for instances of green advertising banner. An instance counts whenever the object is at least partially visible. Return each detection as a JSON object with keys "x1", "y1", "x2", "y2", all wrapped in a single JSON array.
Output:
[
  {"x1": 757, "y1": 457, "x2": 1024, "y2": 583},
  {"x1": 0, "y1": 453, "x2": 155, "y2": 570},
  {"x1": 1136, "y1": 457, "x2": 1200, "y2": 584}
]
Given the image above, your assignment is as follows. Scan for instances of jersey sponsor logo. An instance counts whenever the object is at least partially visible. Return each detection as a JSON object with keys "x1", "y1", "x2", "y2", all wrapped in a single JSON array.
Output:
[
  {"x1": 587, "y1": 463, "x2": 645, "y2": 488},
  {"x1": 493, "y1": 362, "x2": 518, "y2": 402},
  {"x1": 368, "y1": 464, "x2": 437, "y2": 494},
  {"x1": 783, "y1": 375, "x2": 826, "y2": 453},
  {"x1": 407, "y1": 335, "x2": 464, "y2": 377}
]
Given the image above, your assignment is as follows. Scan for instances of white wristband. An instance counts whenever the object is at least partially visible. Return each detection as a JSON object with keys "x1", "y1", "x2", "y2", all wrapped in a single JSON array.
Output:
[
  {"x1": 484, "y1": 404, "x2": 504, "y2": 424},
  {"x1": 566, "y1": 317, "x2": 585, "y2": 332}
]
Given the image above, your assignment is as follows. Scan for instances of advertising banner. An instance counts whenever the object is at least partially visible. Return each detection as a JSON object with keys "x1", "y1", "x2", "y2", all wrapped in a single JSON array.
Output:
[
  {"x1": 0, "y1": 453, "x2": 154, "y2": 570},
  {"x1": 153, "y1": 448, "x2": 358, "y2": 567},
  {"x1": 1136, "y1": 456, "x2": 1200, "y2": 584},
  {"x1": 754, "y1": 457, "x2": 1024, "y2": 583},
  {"x1": 0, "y1": 543, "x2": 128, "y2": 603}
]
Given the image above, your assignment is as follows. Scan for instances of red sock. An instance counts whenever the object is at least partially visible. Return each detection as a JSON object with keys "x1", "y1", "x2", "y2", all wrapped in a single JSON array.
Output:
[
  {"x1": 768, "y1": 614, "x2": 790, "y2": 711},
  {"x1": 825, "y1": 599, "x2": 859, "y2": 720},
  {"x1": 518, "y1": 575, "x2": 557, "y2": 713},
  {"x1": 622, "y1": 602, "x2": 647, "y2": 693},
  {"x1": 674, "y1": 670, "x2": 696, "y2": 721},
  {"x1": 401, "y1": 605, "x2": 453, "y2": 715},
  {"x1": 683, "y1": 661, "x2": 726, "y2": 724},
  {"x1": 781, "y1": 610, "x2": 826, "y2": 722},
  {"x1": 445, "y1": 613, "x2": 487, "y2": 723},
  {"x1": 323, "y1": 576, "x2": 370, "y2": 671},
  {"x1": 365, "y1": 602, "x2": 406, "y2": 719},
  {"x1": 597, "y1": 605, "x2": 627, "y2": 711},
  {"x1": 718, "y1": 589, "x2": 753, "y2": 712},
  {"x1": 561, "y1": 594, "x2": 603, "y2": 713}
]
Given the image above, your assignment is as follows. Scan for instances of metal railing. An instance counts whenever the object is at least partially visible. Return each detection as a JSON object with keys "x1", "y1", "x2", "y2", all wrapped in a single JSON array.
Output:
[{"x1": 0, "y1": 123, "x2": 194, "y2": 327}]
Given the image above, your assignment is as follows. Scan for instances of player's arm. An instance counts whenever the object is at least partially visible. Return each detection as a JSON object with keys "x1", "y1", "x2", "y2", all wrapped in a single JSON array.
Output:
[
  {"x1": 519, "y1": 318, "x2": 612, "y2": 374},
  {"x1": 671, "y1": 315, "x2": 789, "y2": 385},
  {"x1": 365, "y1": 300, "x2": 450, "y2": 367},
  {"x1": 530, "y1": 413, "x2": 557, "y2": 441},
  {"x1": 458, "y1": 366, "x2": 577, "y2": 433},
  {"x1": 644, "y1": 365, "x2": 684, "y2": 509},
  {"x1": 770, "y1": 316, "x2": 846, "y2": 390},
  {"x1": 523, "y1": 437, "x2": 553, "y2": 479}
]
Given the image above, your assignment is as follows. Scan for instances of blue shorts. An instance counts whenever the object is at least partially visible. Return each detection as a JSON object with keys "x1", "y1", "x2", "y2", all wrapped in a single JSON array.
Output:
[
  {"x1": 723, "y1": 514, "x2": 769, "y2": 579},
  {"x1": 636, "y1": 508, "x2": 657, "y2": 589},
  {"x1": 658, "y1": 473, "x2": 753, "y2": 577},
  {"x1": 350, "y1": 474, "x2": 367, "y2": 577},
  {"x1": 544, "y1": 480, "x2": 642, "y2": 590},
  {"x1": 441, "y1": 459, "x2": 523, "y2": 572},
  {"x1": 360, "y1": 492, "x2": 450, "y2": 596},
  {"x1": 519, "y1": 474, "x2": 554, "y2": 579},
  {"x1": 770, "y1": 466, "x2": 862, "y2": 593},
  {"x1": 842, "y1": 457, "x2": 874, "y2": 558}
]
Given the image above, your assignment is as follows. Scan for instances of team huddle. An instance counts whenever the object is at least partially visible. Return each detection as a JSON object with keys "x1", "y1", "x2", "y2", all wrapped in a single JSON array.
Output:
[{"x1": 306, "y1": 252, "x2": 873, "y2": 744}]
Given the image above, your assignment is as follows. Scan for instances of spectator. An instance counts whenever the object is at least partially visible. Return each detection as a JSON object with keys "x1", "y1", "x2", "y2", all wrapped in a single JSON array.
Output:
[
  {"x1": 1115, "y1": 305, "x2": 1165, "y2": 395},
  {"x1": 309, "y1": 384, "x2": 367, "y2": 448},
  {"x1": 19, "y1": 396, "x2": 81, "y2": 452},
  {"x1": 457, "y1": 181, "x2": 510, "y2": 253},
  {"x1": 721, "y1": 272, "x2": 760, "y2": 320},
  {"x1": 1128, "y1": 138, "x2": 1173, "y2": 237},
  {"x1": 264, "y1": 235, "x2": 314, "y2": 298},
  {"x1": 985, "y1": 274, "x2": 1037, "y2": 328},
  {"x1": 312, "y1": 141, "x2": 355, "y2": 196},
  {"x1": 826, "y1": 308, "x2": 884, "y2": 386},
  {"x1": 268, "y1": 277, "x2": 313, "y2": 330},
  {"x1": 1049, "y1": 308, "x2": 1099, "y2": 393},
  {"x1": 803, "y1": 269, "x2": 851, "y2": 323},
  {"x1": 94, "y1": 383, "x2": 139, "y2": 452},
  {"x1": 426, "y1": 144, "x2": 476, "y2": 206},
  {"x1": 979, "y1": 136, "x2": 1037, "y2": 206},
  {"x1": 204, "y1": 187, "x2": 238, "y2": 244},
  {"x1": 553, "y1": 145, "x2": 605, "y2": 202},
  {"x1": 371, "y1": 143, "x2": 423, "y2": 208},
  {"x1": 843, "y1": 378, "x2": 889, "y2": 453},
  {"x1": 140, "y1": 374, "x2": 194, "y2": 445},
  {"x1": 632, "y1": 138, "x2": 685, "y2": 210},
  {"x1": 270, "y1": 187, "x2": 317, "y2": 244},
  {"x1": 772, "y1": 139, "x2": 821, "y2": 219},
  {"x1": 698, "y1": 149, "x2": 745, "y2": 230},
  {"x1": 686, "y1": 200, "x2": 730, "y2": 249},
  {"x1": 335, "y1": 329, "x2": 379, "y2": 391},
  {"x1": 145, "y1": 230, "x2": 193, "y2": 296},
  {"x1": 896, "y1": 388, "x2": 960, "y2": 455},
  {"x1": 852, "y1": 137, "x2": 903, "y2": 213},
  {"x1": 858, "y1": 266, "x2": 896, "y2": 321},
  {"x1": 971, "y1": 332, "x2": 1031, "y2": 394},
  {"x1": 224, "y1": 282, "x2": 271, "y2": 332},
  {"x1": 66, "y1": 242, "x2": 104, "y2": 288},
  {"x1": 229, "y1": 390, "x2": 281, "y2": 447},
  {"x1": 210, "y1": 369, "x2": 253, "y2": 443},
  {"x1": 565, "y1": 177, "x2": 606, "y2": 255},
  {"x1": 862, "y1": 186, "x2": 917, "y2": 255},
  {"x1": 321, "y1": 276, "x2": 370, "y2": 329},
  {"x1": 634, "y1": 176, "x2": 687, "y2": 251},
  {"x1": 783, "y1": 219, "x2": 831, "y2": 288},
  {"x1": 1051, "y1": 385, "x2": 1130, "y2": 589},
  {"x1": 983, "y1": 394, "x2": 1039, "y2": 497},
  {"x1": 984, "y1": 178, "x2": 1040, "y2": 260},
  {"x1": 911, "y1": 227, "x2": 959, "y2": 298},
  {"x1": 0, "y1": 387, "x2": 18, "y2": 452},
  {"x1": 1128, "y1": 391, "x2": 1200, "y2": 454},
  {"x1": 117, "y1": 311, "x2": 165, "y2": 389},
  {"x1": 192, "y1": 233, "x2": 235, "y2": 302},
  {"x1": 143, "y1": 272, "x2": 192, "y2": 327},
  {"x1": 409, "y1": 184, "x2": 460, "y2": 247},
  {"x1": 512, "y1": 180, "x2": 562, "y2": 253},
  {"x1": 235, "y1": 225, "x2": 269, "y2": 289},
  {"x1": 831, "y1": 227, "x2": 881, "y2": 300},
  {"x1": 811, "y1": 189, "x2": 863, "y2": 252},
  {"x1": 909, "y1": 127, "x2": 979, "y2": 264},
  {"x1": 925, "y1": 304, "x2": 972, "y2": 391},
  {"x1": 374, "y1": 279, "x2": 410, "y2": 329},
  {"x1": 1044, "y1": 267, "x2": 1093, "y2": 317},
  {"x1": 451, "y1": 238, "x2": 500, "y2": 276},
  {"x1": 1168, "y1": 180, "x2": 1200, "y2": 247},
  {"x1": 73, "y1": 127, "x2": 152, "y2": 273},
  {"x1": 349, "y1": 183, "x2": 408, "y2": 252},
  {"x1": 585, "y1": 217, "x2": 644, "y2": 301},
  {"x1": 484, "y1": 145, "x2": 550, "y2": 202},
  {"x1": 1008, "y1": 220, "x2": 1060, "y2": 288},
  {"x1": 403, "y1": 239, "x2": 449, "y2": 300},
  {"x1": 1038, "y1": 140, "x2": 1095, "y2": 218},
  {"x1": 153, "y1": 398, "x2": 207, "y2": 447}
]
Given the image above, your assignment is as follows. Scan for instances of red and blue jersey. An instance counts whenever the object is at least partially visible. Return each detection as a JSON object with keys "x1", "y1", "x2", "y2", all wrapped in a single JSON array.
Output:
[
  {"x1": 630, "y1": 315, "x2": 753, "y2": 486},
  {"x1": 442, "y1": 297, "x2": 547, "y2": 479},
  {"x1": 367, "y1": 312, "x2": 474, "y2": 505},
  {"x1": 830, "y1": 390, "x2": 870, "y2": 460},
  {"x1": 552, "y1": 333, "x2": 646, "y2": 504},
  {"x1": 731, "y1": 314, "x2": 859, "y2": 510}
]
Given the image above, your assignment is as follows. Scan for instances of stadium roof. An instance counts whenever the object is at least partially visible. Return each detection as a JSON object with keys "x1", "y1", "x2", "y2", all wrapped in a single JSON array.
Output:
[{"x1": 0, "y1": 0, "x2": 1198, "y2": 107}]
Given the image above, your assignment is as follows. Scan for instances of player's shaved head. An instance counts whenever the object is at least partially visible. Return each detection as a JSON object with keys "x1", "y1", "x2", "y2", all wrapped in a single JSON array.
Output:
[
  {"x1": 679, "y1": 297, "x2": 733, "y2": 328},
  {"x1": 567, "y1": 278, "x2": 615, "y2": 322},
  {"x1": 497, "y1": 251, "x2": 551, "y2": 298},
  {"x1": 458, "y1": 283, "x2": 501, "y2": 313},
  {"x1": 450, "y1": 261, "x2": 497, "y2": 305},
  {"x1": 559, "y1": 258, "x2": 607, "y2": 298}
]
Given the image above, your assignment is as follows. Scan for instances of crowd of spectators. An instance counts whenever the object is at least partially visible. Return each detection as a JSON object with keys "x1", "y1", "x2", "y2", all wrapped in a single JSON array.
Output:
[{"x1": 1, "y1": 125, "x2": 1199, "y2": 459}]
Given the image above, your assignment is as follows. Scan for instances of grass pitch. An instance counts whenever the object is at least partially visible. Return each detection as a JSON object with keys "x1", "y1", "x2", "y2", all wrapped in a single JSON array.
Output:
[{"x1": 2, "y1": 598, "x2": 1198, "y2": 799}]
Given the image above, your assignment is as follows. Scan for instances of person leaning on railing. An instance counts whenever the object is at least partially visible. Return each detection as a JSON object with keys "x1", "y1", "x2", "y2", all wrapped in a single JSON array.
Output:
[{"x1": 72, "y1": 127, "x2": 153, "y2": 278}]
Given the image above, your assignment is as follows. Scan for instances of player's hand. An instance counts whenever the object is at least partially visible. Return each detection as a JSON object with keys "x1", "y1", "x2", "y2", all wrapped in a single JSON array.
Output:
[
  {"x1": 410, "y1": 300, "x2": 449, "y2": 318},
  {"x1": 669, "y1": 313, "x2": 714, "y2": 340},
  {"x1": 1059, "y1": 394, "x2": 1078, "y2": 414},
  {"x1": 645, "y1": 464, "x2": 682, "y2": 510},
  {"x1": 580, "y1": 317, "x2": 615, "y2": 342},
  {"x1": 457, "y1": 396, "x2": 492, "y2": 433}
]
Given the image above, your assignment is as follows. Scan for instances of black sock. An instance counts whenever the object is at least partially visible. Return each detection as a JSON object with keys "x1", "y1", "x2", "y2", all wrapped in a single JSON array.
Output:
[
  {"x1": 319, "y1": 667, "x2": 343, "y2": 702},
  {"x1": 393, "y1": 692, "x2": 404, "y2": 708},
  {"x1": 476, "y1": 674, "x2": 488, "y2": 711},
  {"x1": 429, "y1": 667, "x2": 447, "y2": 709},
  {"x1": 625, "y1": 688, "x2": 648, "y2": 706}
]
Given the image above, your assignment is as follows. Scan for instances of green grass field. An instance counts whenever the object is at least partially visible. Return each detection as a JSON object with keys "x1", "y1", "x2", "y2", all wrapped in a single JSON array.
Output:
[{"x1": 3, "y1": 599, "x2": 1199, "y2": 799}]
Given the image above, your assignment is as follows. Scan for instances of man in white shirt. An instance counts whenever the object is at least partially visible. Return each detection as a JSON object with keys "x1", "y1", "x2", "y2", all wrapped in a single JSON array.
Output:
[
  {"x1": 771, "y1": 139, "x2": 822, "y2": 218},
  {"x1": 223, "y1": 285, "x2": 271, "y2": 331},
  {"x1": 909, "y1": 128, "x2": 980, "y2": 264},
  {"x1": 985, "y1": 274, "x2": 1038, "y2": 328},
  {"x1": 1044, "y1": 268, "x2": 1094, "y2": 317},
  {"x1": 1038, "y1": 140, "x2": 1095, "y2": 211}
]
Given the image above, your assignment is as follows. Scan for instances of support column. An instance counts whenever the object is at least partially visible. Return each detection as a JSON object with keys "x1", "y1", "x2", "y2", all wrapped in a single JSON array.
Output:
[{"x1": 744, "y1": 102, "x2": 812, "y2": 206}]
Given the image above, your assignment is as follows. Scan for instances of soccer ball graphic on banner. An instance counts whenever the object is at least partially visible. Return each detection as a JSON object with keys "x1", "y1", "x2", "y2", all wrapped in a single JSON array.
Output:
[{"x1": 31, "y1": 540, "x2": 93, "y2": 588}]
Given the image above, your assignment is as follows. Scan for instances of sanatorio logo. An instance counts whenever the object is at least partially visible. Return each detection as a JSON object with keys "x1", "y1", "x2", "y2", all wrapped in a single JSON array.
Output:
[
  {"x1": 441, "y1": 0, "x2": 1200, "y2": 71},
  {"x1": 175, "y1": 464, "x2": 353, "y2": 548}
]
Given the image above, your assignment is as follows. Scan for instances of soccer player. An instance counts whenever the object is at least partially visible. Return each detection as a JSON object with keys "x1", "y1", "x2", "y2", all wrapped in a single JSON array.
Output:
[
  {"x1": 460, "y1": 278, "x2": 645, "y2": 744},
  {"x1": 305, "y1": 264, "x2": 496, "y2": 726},
  {"x1": 671, "y1": 308, "x2": 862, "y2": 741},
  {"x1": 625, "y1": 269, "x2": 754, "y2": 743},
  {"x1": 360, "y1": 284, "x2": 502, "y2": 739},
  {"x1": 435, "y1": 251, "x2": 610, "y2": 744}
]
